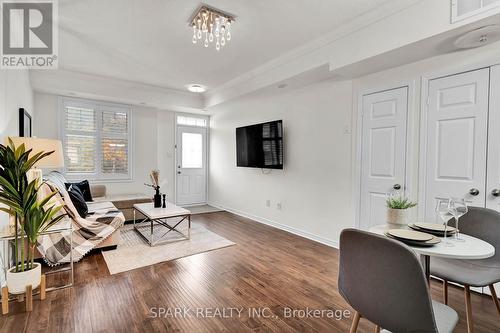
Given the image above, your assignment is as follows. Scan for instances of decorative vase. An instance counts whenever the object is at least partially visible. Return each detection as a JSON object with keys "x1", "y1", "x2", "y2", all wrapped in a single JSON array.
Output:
[
  {"x1": 387, "y1": 208, "x2": 408, "y2": 225},
  {"x1": 6, "y1": 263, "x2": 41, "y2": 294},
  {"x1": 162, "y1": 194, "x2": 166, "y2": 208},
  {"x1": 154, "y1": 188, "x2": 162, "y2": 208}
]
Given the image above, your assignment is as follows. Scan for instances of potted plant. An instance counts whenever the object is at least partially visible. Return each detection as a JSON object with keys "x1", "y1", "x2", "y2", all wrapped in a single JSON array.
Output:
[
  {"x1": 0, "y1": 139, "x2": 65, "y2": 294},
  {"x1": 386, "y1": 195, "x2": 417, "y2": 225}
]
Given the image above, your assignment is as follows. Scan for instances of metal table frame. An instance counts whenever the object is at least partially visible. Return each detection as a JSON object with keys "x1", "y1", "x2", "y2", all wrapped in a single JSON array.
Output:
[
  {"x1": 133, "y1": 208, "x2": 191, "y2": 246},
  {"x1": 0, "y1": 222, "x2": 74, "y2": 302}
]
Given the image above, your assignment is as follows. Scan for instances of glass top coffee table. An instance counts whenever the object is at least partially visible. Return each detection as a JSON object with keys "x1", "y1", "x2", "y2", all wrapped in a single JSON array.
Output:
[{"x1": 133, "y1": 202, "x2": 191, "y2": 246}]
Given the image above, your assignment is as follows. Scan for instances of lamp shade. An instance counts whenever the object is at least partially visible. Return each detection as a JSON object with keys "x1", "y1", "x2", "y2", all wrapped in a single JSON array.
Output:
[{"x1": 7, "y1": 137, "x2": 64, "y2": 168}]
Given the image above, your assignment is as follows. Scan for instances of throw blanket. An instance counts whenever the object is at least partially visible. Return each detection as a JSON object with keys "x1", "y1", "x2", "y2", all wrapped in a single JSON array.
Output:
[{"x1": 36, "y1": 182, "x2": 125, "y2": 266}]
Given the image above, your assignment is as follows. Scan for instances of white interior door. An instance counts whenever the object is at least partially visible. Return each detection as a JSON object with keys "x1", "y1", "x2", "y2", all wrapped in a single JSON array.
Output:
[
  {"x1": 359, "y1": 87, "x2": 408, "y2": 230},
  {"x1": 486, "y1": 65, "x2": 500, "y2": 300},
  {"x1": 424, "y1": 68, "x2": 489, "y2": 221},
  {"x1": 487, "y1": 65, "x2": 500, "y2": 212},
  {"x1": 176, "y1": 125, "x2": 207, "y2": 206}
]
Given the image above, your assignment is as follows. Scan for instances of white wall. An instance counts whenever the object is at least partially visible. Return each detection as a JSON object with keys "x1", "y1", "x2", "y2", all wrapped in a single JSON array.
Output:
[
  {"x1": 34, "y1": 92, "x2": 176, "y2": 200},
  {"x1": 0, "y1": 69, "x2": 34, "y2": 228},
  {"x1": 208, "y1": 79, "x2": 353, "y2": 247},
  {"x1": 0, "y1": 69, "x2": 34, "y2": 286}
]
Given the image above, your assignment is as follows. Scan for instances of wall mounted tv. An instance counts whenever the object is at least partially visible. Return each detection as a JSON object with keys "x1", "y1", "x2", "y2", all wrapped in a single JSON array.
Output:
[{"x1": 236, "y1": 120, "x2": 283, "y2": 169}]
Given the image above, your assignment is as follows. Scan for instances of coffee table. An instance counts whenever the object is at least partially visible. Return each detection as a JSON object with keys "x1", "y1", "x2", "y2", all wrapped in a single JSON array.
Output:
[{"x1": 133, "y1": 202, "x2": 191, "y2": 246}]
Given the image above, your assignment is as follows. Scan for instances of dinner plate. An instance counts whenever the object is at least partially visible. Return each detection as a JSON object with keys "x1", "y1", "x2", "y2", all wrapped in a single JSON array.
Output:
[
  {"x1": 385, "y1": 232, "x2": 441, "y2": 247},
  {"x1": 414, "y1": 223, "x2": 456, "y2": 233},
  {"x1": 409, "y1": 224, "x2": 456, "y2": 236},
  {"x1": 387, "y1": 229, "x2": 433, "y2": 242}
]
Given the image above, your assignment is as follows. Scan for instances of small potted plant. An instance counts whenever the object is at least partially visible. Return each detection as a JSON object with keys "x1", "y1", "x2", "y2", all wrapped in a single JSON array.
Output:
[
  {"x1": 0, "y1": 139, "x2": 65, "y2": 294},
  {"x1": 386, "y1": 194, "x2": 417, "y2": 225}
]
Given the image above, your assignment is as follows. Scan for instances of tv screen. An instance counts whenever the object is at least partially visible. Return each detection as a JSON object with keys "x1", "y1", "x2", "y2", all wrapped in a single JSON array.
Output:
[{"x1": 236, "y1": 120, "x2": 283, "y2": 169}]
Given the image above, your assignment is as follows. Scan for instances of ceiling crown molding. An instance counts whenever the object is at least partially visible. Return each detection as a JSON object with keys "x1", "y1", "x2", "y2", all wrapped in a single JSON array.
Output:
[
  {"x1": 205, "y1": 0, "x2": 422, "y2": 108},
  {"x1": 30, "y1": 69, "x2": 205, "y2": 112}
]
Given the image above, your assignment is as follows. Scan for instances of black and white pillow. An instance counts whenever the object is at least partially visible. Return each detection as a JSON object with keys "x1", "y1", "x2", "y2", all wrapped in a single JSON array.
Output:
[
  {"x1": 65, "y1": 180, "x2": 93, "y2": 202},
  {"x1": 66, "y1": 185, "x2": 88, "y2": 218}
]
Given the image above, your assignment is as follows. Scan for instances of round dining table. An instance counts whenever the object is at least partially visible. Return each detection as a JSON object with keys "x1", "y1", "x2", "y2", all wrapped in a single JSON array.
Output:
[{"x1": 369, "y1": 223, "x2": 495, "y2": 283}]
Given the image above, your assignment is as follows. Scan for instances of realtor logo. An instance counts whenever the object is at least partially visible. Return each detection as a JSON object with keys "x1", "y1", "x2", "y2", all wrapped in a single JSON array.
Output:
[{"x1": 1, "y1": 0, "x2": 58, "y2": 68}]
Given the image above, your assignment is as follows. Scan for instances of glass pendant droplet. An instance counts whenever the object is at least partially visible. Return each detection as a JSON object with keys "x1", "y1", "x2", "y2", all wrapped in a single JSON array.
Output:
[
  {"x1": 197, "y1": 30, "x2": 202, "y2": 39},
  {"x1": 192, "y1": 35, "x2": 197, "y2": 44},
  {"x1": 216, "y1": 41, "x2": 221, "y2": 51},
  {"x1": 204, "y1": 38, "x2": 209, "y2": 47},
  {"x1": 209, "y1": 33, "x2": 214, "y2": 42},
  {"x1": 221, "y1": 36, "x2": 226, "y2": 46},
  {"x1": 227, "y1": 31, "x2": 231, "y2": 41}
]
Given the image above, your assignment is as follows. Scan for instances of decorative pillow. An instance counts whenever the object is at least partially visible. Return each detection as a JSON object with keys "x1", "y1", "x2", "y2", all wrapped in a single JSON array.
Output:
[
  {"x1": 67, "y1": 185, "x2": 88, "y2": 218},
  {"x1": 65, "y1": 180, "x2": 93, "y2": 202}
]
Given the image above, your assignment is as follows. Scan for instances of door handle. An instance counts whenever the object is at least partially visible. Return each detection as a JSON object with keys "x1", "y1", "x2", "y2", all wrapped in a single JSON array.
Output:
[
  {"x1": 469, "y1": 188, "x2": 480, "y2": 196},
  {"x1": 393, "y1": 184, "x2": 402, "y2": 190},
  {"x1": 491, "y1": 189, "x2": 500, "y2": 197}
]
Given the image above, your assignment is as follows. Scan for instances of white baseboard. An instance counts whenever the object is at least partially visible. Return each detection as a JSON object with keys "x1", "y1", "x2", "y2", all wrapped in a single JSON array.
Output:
[{"x1": 208, "y1": 202, "x2": 339, "y2": 249}]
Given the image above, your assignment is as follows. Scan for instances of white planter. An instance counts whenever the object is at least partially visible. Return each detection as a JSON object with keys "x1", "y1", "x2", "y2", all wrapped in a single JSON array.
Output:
[
  {"x1": 387, "y1": 208, "x2": 408, "y2": 225},
  {"x1": 6, "y1": 263, "x2": 41, "y2": 294}
]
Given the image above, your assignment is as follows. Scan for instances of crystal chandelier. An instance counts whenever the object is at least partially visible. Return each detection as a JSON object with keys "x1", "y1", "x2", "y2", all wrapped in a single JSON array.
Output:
[{"x1": 189, "y1": 5, "x2": 235, "y2": 51}]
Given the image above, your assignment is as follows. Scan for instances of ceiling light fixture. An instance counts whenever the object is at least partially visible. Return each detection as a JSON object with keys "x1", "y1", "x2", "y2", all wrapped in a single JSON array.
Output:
[
  {"x1": 189, "y1": 5, "x2": 235, "y2": 51},
  {"x1": 187, "y1": 84, "x2": 206, "y2": 93}
]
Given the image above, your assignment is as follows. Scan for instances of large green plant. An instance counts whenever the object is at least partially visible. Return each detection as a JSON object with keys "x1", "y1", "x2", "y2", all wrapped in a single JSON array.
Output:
[{"x1": 0, "y1": 139, "x2": 65, "y2": 272}]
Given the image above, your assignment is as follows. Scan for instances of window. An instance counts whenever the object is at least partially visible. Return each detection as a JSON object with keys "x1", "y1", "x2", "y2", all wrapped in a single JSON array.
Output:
[
  {"x1": 177, "y1": 115, "x2": 207, "y2": 127},
  {"x1": 181, "y1": 133, "x2": 203, "y2": 168},
  {"x1": 61, "y1": 98, "x2": 131, "y2": 180},
  {"x1": 452, "y1": 0, "x2": 500, "y2": 22}
]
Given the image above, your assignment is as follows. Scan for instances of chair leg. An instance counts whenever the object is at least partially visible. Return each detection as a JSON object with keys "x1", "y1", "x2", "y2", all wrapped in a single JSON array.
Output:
[
  {"x1": 489, "y1": 284, "x2": 500, "y2": 316},
  {"x1": 350, "y1": 311, "x2": 361, "y2": 333},
  {"x1": 375, "y1": 325, "x2": 381, "y2": 333},
  {"x1": 464, "y1": 285, "x2": 474, "y2": 333},
  {"x1": 443, "y1": 280, "x2": 448, "y2": 305}
]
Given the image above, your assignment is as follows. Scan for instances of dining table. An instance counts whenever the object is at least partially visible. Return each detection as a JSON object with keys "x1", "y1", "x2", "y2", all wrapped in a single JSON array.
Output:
[{"x1": 369, "y1": 223, "x2": 495, "y2": 284}]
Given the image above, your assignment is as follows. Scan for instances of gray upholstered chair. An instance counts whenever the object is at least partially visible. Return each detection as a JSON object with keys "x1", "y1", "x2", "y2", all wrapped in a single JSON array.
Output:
[
  {"x1": 431, "y1": 206, "x2": 500, "y2": 333},
  {"x1": 339, "y1": 229, "x2": 458, "y2": 333}
]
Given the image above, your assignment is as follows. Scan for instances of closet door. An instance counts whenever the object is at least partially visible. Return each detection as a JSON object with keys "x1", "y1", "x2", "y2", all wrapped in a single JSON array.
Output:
[
  {"x1": 487, "y1": 65, "x2": 500, "y2": 211},
  {"x1": 359, "y1": 87, "x2": 408, "y2": 229},
  {"x1": 424, "y1": 69, "x2": 489, "y2": 221}
]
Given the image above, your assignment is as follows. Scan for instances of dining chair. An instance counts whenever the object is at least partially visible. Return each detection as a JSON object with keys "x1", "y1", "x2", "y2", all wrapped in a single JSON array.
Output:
[
  {"x1": 431, "y1": 206, "x2": 500, "y2": 333},
  {"x1": 338, "y1": 229, "x2": 458, "y2": 333}
]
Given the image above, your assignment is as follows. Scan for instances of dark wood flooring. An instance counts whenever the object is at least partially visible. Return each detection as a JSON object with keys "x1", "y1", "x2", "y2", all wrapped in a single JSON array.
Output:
[{"x1": 1, "y1": 211, "x2": 499, "y2": 332}]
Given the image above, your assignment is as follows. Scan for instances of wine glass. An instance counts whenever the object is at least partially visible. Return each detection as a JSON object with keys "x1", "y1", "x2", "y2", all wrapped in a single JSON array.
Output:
[
  {"x1": 435, "y1": 199, "x2": 454, "y2": 246},
  {"x1": 448, "y1": 197, "x2": 468, "y2": 242}
]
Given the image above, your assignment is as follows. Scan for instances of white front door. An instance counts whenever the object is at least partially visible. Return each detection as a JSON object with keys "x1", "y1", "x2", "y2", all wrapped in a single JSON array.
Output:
[
  {"x1": 176, "y1": 125, "x2": 207, "y2": 206},
  {"x1": 424, "y1": 68, "x2": 489, "y2": 220},
  {"x1": 359, "y1": 87, "x2": 408, "y2": 230}
]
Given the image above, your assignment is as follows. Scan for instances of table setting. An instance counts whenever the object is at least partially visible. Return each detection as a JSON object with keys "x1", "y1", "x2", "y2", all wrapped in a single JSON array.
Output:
[{"x1": 369, "y1": 194, "x2": 495, "y2": 283}]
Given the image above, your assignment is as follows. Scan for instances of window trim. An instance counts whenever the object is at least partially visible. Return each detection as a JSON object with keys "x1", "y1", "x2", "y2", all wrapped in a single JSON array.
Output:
[
  {"x1": 59, "y1": 96, "x2": 133, "y2": 182},
  {"x1": 451, "y1": 0, "x2": 500, "y2": 23}
]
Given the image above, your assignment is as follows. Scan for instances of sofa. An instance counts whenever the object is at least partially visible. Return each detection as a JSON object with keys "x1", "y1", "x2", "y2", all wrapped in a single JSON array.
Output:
[{"x1": 44, "y1": 172, "x2": 151, "y2": 250}]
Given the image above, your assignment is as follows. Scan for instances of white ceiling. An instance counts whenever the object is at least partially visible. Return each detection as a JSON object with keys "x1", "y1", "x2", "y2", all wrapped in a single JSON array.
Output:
[{"x1": 55, "y1": 0, "x2": 393, "y2": 92}]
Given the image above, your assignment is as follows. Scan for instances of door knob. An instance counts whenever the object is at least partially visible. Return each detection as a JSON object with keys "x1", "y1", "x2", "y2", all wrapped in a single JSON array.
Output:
[
  {"x1": 469, "y1": 188, "x2": 480, "y2": 196},
  {"x1": 177, "y1": 171, "x2": 181, "y2": 174},
  {"x1": 492, "y1": 189, "x2": 500, "y2": 197},
  {"x1": 393, "y1": 184, "x2": 402, "y2": 190}
]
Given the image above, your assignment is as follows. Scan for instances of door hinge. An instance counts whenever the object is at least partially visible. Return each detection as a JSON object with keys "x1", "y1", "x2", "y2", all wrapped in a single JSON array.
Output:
[{"x1": 426, "y1": 97, "x2": 430, "y2": 107}]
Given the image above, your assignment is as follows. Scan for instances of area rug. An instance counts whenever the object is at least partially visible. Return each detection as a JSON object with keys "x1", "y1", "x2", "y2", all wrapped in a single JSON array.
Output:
[{"x1": 101, "y1": 223, "x2": 235, "y2": 274}]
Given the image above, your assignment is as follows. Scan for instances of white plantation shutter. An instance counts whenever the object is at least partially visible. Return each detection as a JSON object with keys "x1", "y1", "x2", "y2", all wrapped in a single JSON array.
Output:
[
  {"x1": 452, "y1": 0, "x2": 500, "y2": 22},
  {"x1": 64, "y1": 105, "x2": 97, "y2": 173},
  {"x1": 61, "y1": 98, "x2": 131, "y2": 180},
  {"x1": 101, "y1": 109, "x2": 128, "y2": 175}
]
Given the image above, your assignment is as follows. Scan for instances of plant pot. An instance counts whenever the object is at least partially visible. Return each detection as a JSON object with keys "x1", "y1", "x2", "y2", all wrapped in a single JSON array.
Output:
[
  {"x1": 6, "y1": 263, "x2": 41, "y2": 294},
  {"x1": 387, "y1": 208, "x2": 408, "y2": 225}
]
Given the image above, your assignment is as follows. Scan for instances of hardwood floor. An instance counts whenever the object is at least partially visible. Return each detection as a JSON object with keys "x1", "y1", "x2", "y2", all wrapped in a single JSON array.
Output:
[{"x1": 1, "y1": 211, "x2": 499, "y2": 332}]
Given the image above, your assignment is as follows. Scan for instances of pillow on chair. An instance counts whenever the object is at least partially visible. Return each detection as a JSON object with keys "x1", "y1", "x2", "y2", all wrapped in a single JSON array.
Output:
[
  {"x1": 67, "y1": 185, "x2": 88, "y2": 218},
  {"x1": 65, "y1": 180, "x2": 93, "y2": 202}
]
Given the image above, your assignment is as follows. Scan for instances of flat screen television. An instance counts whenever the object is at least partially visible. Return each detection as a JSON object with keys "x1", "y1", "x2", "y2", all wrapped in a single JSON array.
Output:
[{"x1": 236, "y1": 120, "x2": 283, "y2": 169}]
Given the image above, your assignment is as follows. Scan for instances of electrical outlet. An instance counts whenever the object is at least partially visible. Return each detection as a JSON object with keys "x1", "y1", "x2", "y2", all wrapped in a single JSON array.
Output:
[
  {"x1": 276, "y1": 202, "x2": 282, "y2": 210},
  {"x1": 266, "y1": 200, "x2": 271, "y2": 207}
]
